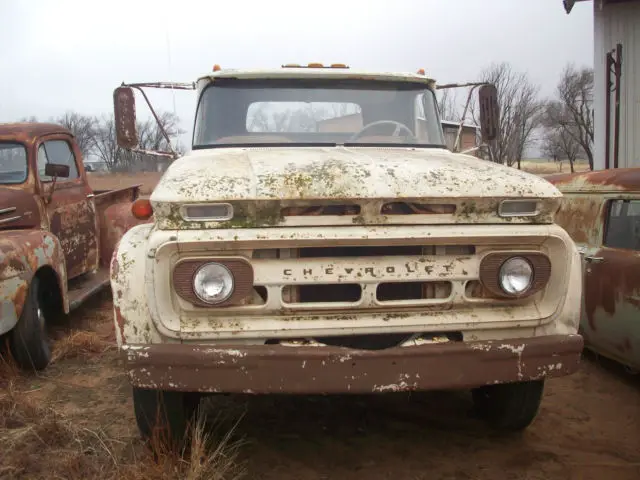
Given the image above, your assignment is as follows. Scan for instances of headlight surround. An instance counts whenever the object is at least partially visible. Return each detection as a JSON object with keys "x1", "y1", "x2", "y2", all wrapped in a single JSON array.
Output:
[
  {"x1": 193, "y1": 262, "x2": 235, "y2": 304},
  {"x1": 498, "y1": 257, "x2": 533, "y2": 295}
]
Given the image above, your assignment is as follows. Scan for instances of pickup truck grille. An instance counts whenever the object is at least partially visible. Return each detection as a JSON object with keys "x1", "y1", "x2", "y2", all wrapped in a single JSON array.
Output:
[
  {"x1": 150, "y1": 225, "x2": 566, "y2": 340},
  {"x1": 169, "y1": 243, "x2": 525, "y2": 314}
]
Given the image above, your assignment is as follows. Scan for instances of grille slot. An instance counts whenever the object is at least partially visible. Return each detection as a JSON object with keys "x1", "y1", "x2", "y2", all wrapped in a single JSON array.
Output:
[
  {"x1": 253, "y1": 245, "x2": 475, "y2": 259},
  {"x1": 282, "y1": 284, "x2": 362, "y2": 304},
  {"x1": 377, "y1": 281, "x2": 452, "y2": 302},
  {"x1": 281, "y1": 204, "x2": 361, "y2": 216},
  {"x1": 381, "y1": 202, "x2": 456, "y2": 215}
]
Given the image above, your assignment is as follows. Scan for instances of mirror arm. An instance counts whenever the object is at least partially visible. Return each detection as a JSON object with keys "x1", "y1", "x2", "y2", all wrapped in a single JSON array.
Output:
[
  {"x1": 45, "y1": 173, "x2": 58, "y2": 205},
  {"x1": 131, "y1": 86, "x2": 178, "y2": 158},
  {"x1": 453, "y1": 84, "x2": 482, "y2": 152}
]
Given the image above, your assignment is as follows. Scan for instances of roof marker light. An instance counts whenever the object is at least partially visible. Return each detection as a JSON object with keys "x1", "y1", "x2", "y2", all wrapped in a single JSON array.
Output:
[
  {"x1": 417, "y1": 68, "x2": 426, "y2": 75},
  {"x1": 308, "y1": 62, "x2": 324, "y2": 68},
  {"x1": 213, "y1": 64, "x2": 221, "y2": 72}
]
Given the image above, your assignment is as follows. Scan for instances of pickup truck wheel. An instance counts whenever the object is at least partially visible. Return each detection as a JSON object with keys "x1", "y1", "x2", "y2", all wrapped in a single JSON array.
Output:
[
  {"x1": 472, "y1": 380, "x2": 545, "y2": 431},
  {"x1": 9, "y1": 277, "x2": 51, "y2": 371},
  {"x1": 132, "y1": 387, "x2": 201, "y2": 450}
]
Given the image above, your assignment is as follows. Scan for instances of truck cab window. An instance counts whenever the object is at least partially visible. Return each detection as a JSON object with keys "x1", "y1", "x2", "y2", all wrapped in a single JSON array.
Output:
[
  {"x1": 0, "y1": 142, "x2": 28, "y2": 184},
  {"x1": 194, "y1": 79, "x2": 446, "y2": 148},
  {"x1": 38, "y1": 140, "x2": 79, "y2": 181},
  {"x1": 604, "y1": 199, "x2": 640, "y2": 251}
]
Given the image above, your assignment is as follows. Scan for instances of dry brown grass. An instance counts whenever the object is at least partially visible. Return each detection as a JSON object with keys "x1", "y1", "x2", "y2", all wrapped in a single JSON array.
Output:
[
  {"x1": 0, "y1": 328, "x2": 246, "y2": 480},
  {"x1": 519, "y1": 159, "x2": 591, "y2": 176},
  {"x1": 0, "y1": 381, "x2": 245, "y2": 479},
  {"x1": 51, "y1": 330, "x2": 115, "y2": 363}
]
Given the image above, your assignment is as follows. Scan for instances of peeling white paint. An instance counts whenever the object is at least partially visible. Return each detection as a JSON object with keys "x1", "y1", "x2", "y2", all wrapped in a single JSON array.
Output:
[
  {"x1": 469, "y1": 343, "x2": 493, "y2": 352},
  {"x1": 498, "y1": 343, "x2": 526, "y2": 355},
  {"x1": 198, "y1": 348, "x2": 247, "y2": 357},
  {"x1": 372, "y1": 381, "x2": 417, "y2": 392}
]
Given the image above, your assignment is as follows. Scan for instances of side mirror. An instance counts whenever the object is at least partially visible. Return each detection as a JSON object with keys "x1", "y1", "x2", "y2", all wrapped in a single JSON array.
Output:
[
  {"x1": 45, "y1": 163, "x2": 70, "y2": 178},
  {"x1": 113, "y1": 86, "x2": 139, "y2": 149},
  {"x1": 478, "y1": 84, "x2": 499, "y2": 142}
]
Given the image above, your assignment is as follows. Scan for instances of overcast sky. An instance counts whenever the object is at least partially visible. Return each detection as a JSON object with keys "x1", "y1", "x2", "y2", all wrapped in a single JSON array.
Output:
[{"x1": 1, "y1": 0, "x2": 593, "y2": 153}]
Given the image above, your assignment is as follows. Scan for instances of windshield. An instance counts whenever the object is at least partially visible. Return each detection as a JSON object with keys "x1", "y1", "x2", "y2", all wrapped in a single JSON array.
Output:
[
  {"x1": 193, "y1": 78, "x2": 446, "y2": 148},
  {"x1": 0, "y1": 142, "x2": 28, "y2": 184}
]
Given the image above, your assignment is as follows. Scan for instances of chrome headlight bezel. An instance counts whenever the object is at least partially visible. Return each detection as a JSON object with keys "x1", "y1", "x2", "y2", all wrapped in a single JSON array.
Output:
[
  {"x1": 192, "y1": 262, "x2": 235, "y2": 304},
  {"x1": 498, "y1": 256, "x2": 534, "y2": 296}
]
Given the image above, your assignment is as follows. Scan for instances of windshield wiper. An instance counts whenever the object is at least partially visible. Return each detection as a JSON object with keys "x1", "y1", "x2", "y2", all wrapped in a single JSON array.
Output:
[
  {"x1": 342, "y1": 142, "x2": 444, "y2": 148},
  {"x1": 193, "y1": 142, "x2": 338, "y2": 149}
]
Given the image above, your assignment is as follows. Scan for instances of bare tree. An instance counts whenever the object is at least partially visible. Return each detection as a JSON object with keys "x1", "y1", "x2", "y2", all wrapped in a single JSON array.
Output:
[
  {"x1": 542, "y1": 119, "x2": 582, "y2": 173},
  {"x1": 437, "y1": 89, "x2": 462, "y2": 122},
  {"x1": 92, "y1": 111, "x2": 184, "y2": 172},
  {"x1": 54, "y1": 112, "x2": 97, "y2": 158},
  {"x1": 92, "y1": 114, "x2": 122, "y2": 172},
  {"x1": 473, "y1": 62, "x2": 543, "y2": 167},
  {"x1": 550, "y1": 64, "x2": 594, "y2": 170},
  {"x1": 137, "y1": 111, "x2": 184, "y2": 152}
]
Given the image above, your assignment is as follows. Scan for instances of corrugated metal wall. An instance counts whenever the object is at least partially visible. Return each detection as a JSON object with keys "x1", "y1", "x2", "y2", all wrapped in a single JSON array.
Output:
[{"x1": 593, "y1": 1, "x2": 640, "y2": 170}]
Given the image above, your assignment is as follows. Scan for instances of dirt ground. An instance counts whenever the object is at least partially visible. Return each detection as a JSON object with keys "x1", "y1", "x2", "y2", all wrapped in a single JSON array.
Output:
[{"x1": 1, "y1": 291, "x2": 639, "y2": 480}]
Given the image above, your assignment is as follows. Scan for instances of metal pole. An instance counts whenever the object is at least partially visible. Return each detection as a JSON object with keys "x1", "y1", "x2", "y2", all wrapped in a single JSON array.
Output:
[
  {"x1": 613, "y1": 43, "x2": 623, "y2": 169},
  {"x1": 605, "y1": 51, "x2": 613, "y2": 170}
]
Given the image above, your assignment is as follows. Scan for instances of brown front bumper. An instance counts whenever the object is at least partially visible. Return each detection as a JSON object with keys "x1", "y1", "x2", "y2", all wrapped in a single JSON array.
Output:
[{"x1": 122, "y1": 334, "x2": 584, "y2": 394}]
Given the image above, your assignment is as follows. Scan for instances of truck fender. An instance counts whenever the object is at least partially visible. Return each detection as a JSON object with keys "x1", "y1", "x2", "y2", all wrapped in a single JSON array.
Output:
[
  {"x1": 110, "y1": 223, "x2": 162, "y2": 347},
  {"x1": 0, "y1": 230, "x2": 67, "y2": 335},
  {"x1": 99, "y1": 202, "x2": 152, "y2": 269}
]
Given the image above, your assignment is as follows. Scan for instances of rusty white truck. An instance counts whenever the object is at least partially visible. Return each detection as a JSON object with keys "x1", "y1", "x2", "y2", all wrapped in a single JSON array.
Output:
[
  {"x1": 0, "y1": 122, "x2": 145, "y2": 371},
  {"x1": 110, "y1": 63, "x2": 584, "y2": 446}
]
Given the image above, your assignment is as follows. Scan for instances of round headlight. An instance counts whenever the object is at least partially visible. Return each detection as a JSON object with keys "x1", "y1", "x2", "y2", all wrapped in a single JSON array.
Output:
[
  {"x1": 499, "y1": 257, "x2": 533, "y2": 295},
  {"x1": 193, "y1": 263, "x2": 234, "y2": 304}
]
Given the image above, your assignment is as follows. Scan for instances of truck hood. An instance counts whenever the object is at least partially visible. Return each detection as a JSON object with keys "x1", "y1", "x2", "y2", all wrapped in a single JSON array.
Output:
[
  {"x1": 0, "y1": 187, "x2": 41, "y2": 230},
  {"x1": 150, "y1": 146, "x2": 563, "y2": 229}
]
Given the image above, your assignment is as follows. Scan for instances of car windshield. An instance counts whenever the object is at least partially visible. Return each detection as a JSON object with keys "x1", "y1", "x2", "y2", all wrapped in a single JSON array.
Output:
[
  {"x1": 193, "y1": 78, "x2": 446, "y2": 148},
  {"x1": 0, "y1": 142, "x2": 28, "y2": 184}
]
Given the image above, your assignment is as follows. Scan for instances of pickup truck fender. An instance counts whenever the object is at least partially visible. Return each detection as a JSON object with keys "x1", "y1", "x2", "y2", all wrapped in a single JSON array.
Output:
[
  {"x1": 95, "y1": 186, "x2": 147, "y2": 268},
  {"x1": 110, "y1": 223, "x2": 165, "y2": 346},
  {"x1": 0, "y1": 230, "x2": 67, "y2": 335}
]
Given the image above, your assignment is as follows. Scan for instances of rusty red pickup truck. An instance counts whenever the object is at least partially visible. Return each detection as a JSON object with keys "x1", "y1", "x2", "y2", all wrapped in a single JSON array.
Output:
[{"x1": 0, "y1": 122, "x2": 145, "y2": 371}]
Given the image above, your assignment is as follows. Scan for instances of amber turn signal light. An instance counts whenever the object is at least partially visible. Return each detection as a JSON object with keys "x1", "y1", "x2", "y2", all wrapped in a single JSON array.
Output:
[{"x1": 132, "y1": 198, "x2": 153, "y2": 220}]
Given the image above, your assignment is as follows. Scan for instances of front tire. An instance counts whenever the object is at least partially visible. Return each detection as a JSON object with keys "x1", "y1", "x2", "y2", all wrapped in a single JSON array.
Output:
[
  {"x1": 9, "y1": 277, "x2": 51, "y2": 371},
  {"x1": 472, "y1": 380, "x2": 545, "y2": 431},
  {"x1": 132, "y1": 387, "x2": 201, "y2": 451}
]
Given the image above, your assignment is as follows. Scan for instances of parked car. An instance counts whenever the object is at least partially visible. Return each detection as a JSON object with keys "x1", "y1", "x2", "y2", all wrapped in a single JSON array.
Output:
[
  {"x1": 0, "y1": 122, "x2": 147, "y2": 371},
  {"x1": 547, "y1": 167, "x2": 640, "y2": 372}
]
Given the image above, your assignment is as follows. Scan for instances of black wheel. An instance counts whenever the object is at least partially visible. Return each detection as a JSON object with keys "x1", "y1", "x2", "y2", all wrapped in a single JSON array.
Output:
[
  {"x1": 472, "y1": 380, "x2": 545, "y2": 431},
  {"x1": 132, "y1": 387, "x2": 201, "y2": 451},
  {"x1": 9, "y1": 277, "x2": 51, "y2": 371}
]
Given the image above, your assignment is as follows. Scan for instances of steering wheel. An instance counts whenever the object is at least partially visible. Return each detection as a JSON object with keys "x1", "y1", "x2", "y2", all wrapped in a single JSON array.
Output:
[{"x1": 348, "y1": 120, "x2": 416, "y2": 142}]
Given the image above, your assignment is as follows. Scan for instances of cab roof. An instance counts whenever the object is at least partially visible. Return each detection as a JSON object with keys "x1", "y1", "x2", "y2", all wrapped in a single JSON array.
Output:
[
  {"x1": 197, "y1": 67, "x2": 436, "y2": 86},
  {"x1": 0, "y1": 122, "x2": 72, "y2": 143}
]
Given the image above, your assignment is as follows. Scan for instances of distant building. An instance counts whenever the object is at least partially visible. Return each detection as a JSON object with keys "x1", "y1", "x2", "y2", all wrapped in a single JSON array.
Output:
[
  {"x1": 441, "y1": 120, "x2": 480, "y2": 153},
  {"x1": 315, "y1": 113, "x2": 479, "y2": 154},
  {"x1": 564, "y1": 0, "x2": 640, "y2": 170}
]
